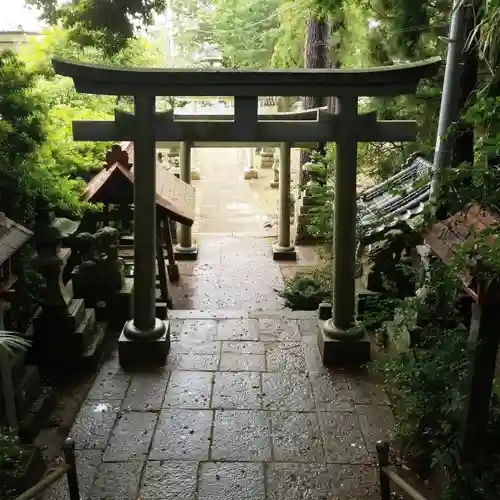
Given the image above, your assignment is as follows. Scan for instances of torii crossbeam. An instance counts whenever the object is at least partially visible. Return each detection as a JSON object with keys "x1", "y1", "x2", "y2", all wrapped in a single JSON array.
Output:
[{"x1": 52, "y1": 56, "x2": 441, "y2": 368}]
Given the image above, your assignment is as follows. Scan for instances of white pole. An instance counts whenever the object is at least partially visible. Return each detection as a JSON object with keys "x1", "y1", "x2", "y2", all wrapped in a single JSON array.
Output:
[{"x1": 431, "y1": 0, "x2": 467, "y2": 200}]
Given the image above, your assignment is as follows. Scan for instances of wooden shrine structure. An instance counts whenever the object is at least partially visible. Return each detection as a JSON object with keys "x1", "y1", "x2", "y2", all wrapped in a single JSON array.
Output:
[
  {"x1": 0, "y1": 213, "x2": 33, "y2": 330},
  {"x1": 420, "y1": 204, "x2": 500, "y2": 467},
  {"x1": 52, "y1": 56, "x2": 441, "y2": 368}
]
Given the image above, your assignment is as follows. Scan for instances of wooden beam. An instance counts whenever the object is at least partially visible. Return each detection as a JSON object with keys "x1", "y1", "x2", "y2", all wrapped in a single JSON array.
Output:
[
  {"x1": 52, "y1": 56, "x2": 442, "y2": 97},
  {"x1": 73, "y1": 119, "x2": 418, "y2": 144}
]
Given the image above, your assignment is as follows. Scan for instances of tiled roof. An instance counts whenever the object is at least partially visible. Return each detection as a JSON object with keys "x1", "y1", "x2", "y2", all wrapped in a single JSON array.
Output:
[
  {"x1": 424, "y1": 204, "x2": 500, "y2": 292},
  {"x1": 0, "y1": 213, "x2": 33, "y2": 265},
  {"x1": 357, "y1": 153, "x2": 433, "y2": 242}
]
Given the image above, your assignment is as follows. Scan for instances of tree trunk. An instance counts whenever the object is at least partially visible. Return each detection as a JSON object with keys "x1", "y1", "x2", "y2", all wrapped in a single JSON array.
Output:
[
  {"x1": 450, "y1": 2, "x2": 480, "y2": 168},
  {"x1": 301, "y1": 15, "x2": 329, "y2": 165}
]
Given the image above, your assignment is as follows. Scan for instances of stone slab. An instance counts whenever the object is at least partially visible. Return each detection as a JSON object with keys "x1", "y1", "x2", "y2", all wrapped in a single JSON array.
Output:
[
  {"x1": 150, "y1": 409, "x2": 212, "y2": 461},
  {"x1": 103, "y1": 411, "x2": 157, "y2": 462},
  {"x1": 310, "y1": 372, "x2": 354, "y2": 411},
  {"x1": 355, "y1": 404, "x2": 395, "y2": 455},
  {"x1": 219, "y1": 352, "x2": 266, "y2": 371},
  {"x1": 262, "y1": 373, "x2": 315, "y2": 411},
  {"x1": 71, "y1": 400, "x2": 122, "y2": 450},
  {"x1": 163, "y1": 371, "x2": 213, "y2": 409},
  {"x1": 265, "y1": 342, "x2": 307, "y2": 372},
  {"x1": 266, "y1": 463, "x2": 332, "y2": 500},
  {"x1": 122, "y1": 370, "x2": 170, "y2": 411},
  {"x1": 318, "y1": 411, "x2": 370, "y2": 464},
  {"x1": 271, "y1": 411, "x2": 324, "y2": 462},
  {"x1": 216, "y1": 319, "x2": 259, "y2": 341},
  {"x1": 258, "y1": 318, "x2": 300, "y2": 342},
  {"x1": 211, "y1": 410, "x2": 271, "y2": 461},
  {"x1": 199, "y1": 462, "x2": 265, "y2": 500},
  {"x1": 140, "y1": 461, "x2": 198, "y2": 500},
  {"x1": 212, "y1": 372, "x2": 261, "y2": 409},
  {"x1": 317, "y1": 325, "x2": 371, "y2": 366},
  {"x1": 88, "y1": 458, "x2": 145, "y2": 499}
]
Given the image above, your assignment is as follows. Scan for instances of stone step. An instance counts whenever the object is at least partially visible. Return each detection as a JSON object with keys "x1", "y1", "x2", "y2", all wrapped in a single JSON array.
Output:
[{"x1": 19, "y1": 386, "x2": 56, "y2": 444}]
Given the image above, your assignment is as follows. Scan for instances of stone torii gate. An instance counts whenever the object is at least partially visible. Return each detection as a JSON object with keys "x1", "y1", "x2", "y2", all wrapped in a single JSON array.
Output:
[{"x1": 52, "y1": 56, "x2": 440, "y2": 368}]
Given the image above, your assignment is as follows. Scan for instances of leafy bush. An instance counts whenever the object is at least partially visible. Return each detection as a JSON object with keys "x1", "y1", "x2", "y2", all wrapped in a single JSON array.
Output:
[
  {"x1": 0, "y1": 430, "x2": 25, "y2": 500},
  {"x1": 372, "y1": 258, "x2": 500, "y2": 499},
  {"x1": 279, "y1": 266, "x2": 331, "y2": 310}
]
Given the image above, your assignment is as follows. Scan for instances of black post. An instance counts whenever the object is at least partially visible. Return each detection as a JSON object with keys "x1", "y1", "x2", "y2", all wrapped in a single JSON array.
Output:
[
  {"x1": 62, "y1": 438, "x2": 80, "y2": 500},
  {"x1": 461, "y1": 283, "x2": 500, "y2": 465},
  {"x1": 156, "y1": 220, "x2": 169, "y2": 305},
  {"x1": 376, "y1": 440, "x2": 391, "y2": 500}
]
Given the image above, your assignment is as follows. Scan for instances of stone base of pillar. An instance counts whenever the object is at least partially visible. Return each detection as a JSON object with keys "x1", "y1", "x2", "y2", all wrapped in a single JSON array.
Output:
[
  {"x1": 167, "y1": 263, "x2": 180, "y2": 282},
  {"x1": 191, "y1": 168, "x2": 201, "y2": 181},
  {"x1": 244, "y1": 167, "x2": 259, "y2": 180},
  {"x1": 270, "y1": 180, "x2": 279, "y2": 188},
  {"x1": 272, "y1": 244, "x2": 297, "y2": 261},
  {"x1": 317, "y1": 318, "x2": 371, "y2": 366},
  {"x1": 174, "y1": 244, "x2": 199, "y2": 261},
  {"x1": 119, "y1": 319, "x2": 170, "y2": 370}
]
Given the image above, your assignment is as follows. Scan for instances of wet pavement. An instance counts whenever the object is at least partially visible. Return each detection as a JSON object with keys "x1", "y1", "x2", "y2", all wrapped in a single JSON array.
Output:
[
  {"x1": 44, "y1": 313, "x2": 394, "y2": 500},
  {"x1": 43, "y1": 147, "x2": 394, "y2": 499}
]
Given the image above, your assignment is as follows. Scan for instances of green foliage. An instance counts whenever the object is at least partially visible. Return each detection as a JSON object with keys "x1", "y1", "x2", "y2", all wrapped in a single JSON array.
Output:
[
  {"x1": 371, "y1": 255, "x2": 500, "y2": 499},
  {"x1": 199, "y1": 0, "x2": 282, "y2": 68},
  {"x1": 0, "y1": 50, "x2": 83, "y2": 224},
  {"x1": 0, "y1": 430, "x2": 25, "y2": 499},
  {"x1": 278, "y1": 266, "x2": 331, "y2": 310},
  {"x1": 26, "y1": 0, "x2": 166, "y2": 55}
]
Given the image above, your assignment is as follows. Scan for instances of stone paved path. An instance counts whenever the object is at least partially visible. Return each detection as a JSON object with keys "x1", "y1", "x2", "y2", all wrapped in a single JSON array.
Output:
[
  {"x1": 169, "y1": 235, "x2": 287, "y2": 310},
  {"x1": 43, "y1": 145, "x2": 394, "y2": 499},
  {"x1": 191, "y1": 148, "x2": 274, "y2": 236},
  {"x1": 169, "y1": 147, "x2": 319, "y2": 311},
  {"x1": 45, "y1": 312, "x2": 394, "y2": 500}
]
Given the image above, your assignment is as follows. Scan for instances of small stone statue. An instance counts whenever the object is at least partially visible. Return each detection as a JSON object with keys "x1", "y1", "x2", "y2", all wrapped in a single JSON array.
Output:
[
  {"x1": 72, "y1": 232, "x2": 98, "y2": 300},
  {"x1": 94, "y1": 227, "x2": 125, "y2": 292}
]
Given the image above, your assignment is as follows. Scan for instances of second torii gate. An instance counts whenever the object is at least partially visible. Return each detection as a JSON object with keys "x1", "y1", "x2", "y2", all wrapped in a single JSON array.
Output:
[{"x1": 52, "y1": 56, "x2": 441, "y2": 368}]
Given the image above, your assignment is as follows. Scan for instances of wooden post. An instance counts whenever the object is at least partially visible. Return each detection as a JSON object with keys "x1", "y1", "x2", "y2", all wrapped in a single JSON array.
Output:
[
  {"x1": 156, "y1": 221, "x2": 170, "y2": 308},
  {"x1": 376, "y1": 441, "x2": 391, "y2": 500},
  {"x1": 102, "y1": 203, "x2": 110, "y2": 226},
  {"x1": 273, "y1": 142, "x2": 296, "y2": 260},
  {"x1": 461, "y1": 281, "x2": 500, "y2": 465},
  {"x1": 174, "y1": 141, "x2": 198, "y2": 260},
  {"x1": 164, "y1": 217, "x2": 180, "y2": 282}
]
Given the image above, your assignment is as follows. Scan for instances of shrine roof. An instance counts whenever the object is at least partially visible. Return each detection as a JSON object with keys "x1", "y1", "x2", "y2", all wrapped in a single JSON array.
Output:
[
  {"x1": 424, "y1": 204, "x2": 500, "y2": 268},
  {"x1": 358, "y1": 154, "x2": 433, "y2": 241},
  {"x1": 0, "y1": 213, "x2": 33, "y2": 266},
  {"x1": 52, "y1": 56, "x2": 441, "y2": 97},
  {"x1": 83, "y1": 157, "x2": 195, "y2": 226}
]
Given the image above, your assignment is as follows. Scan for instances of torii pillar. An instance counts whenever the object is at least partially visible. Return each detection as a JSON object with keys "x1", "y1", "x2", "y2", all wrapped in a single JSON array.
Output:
[{"x1": 119, "y1": 94, "x2": 168, "y2": 367}]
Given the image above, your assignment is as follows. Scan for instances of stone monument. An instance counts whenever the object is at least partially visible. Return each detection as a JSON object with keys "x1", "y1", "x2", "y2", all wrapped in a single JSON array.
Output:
[
  {"x1": 31, "y1": 206, "x2": 105, "y2": 370},
  {"x1": 260, "y1": 148, "x2": 274, "y2": 169},
  {"x1": 71, "y1": 227, "x2": 133, "y2": 328},
  {"x1": 295, "y1": 161, "x2": 326, "y2": 244}
]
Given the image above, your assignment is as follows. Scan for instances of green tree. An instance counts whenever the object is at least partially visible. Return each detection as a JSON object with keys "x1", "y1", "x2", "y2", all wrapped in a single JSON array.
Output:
[
  {"x1": 26, "y1": 0, "x2": 167, "y2": 55},
  {"x1": 17, "y1": 27, "x2": 163, "y2": 182},
  {"x1": 0, "y1": 50, "x2": 84, "y2": 224}
]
